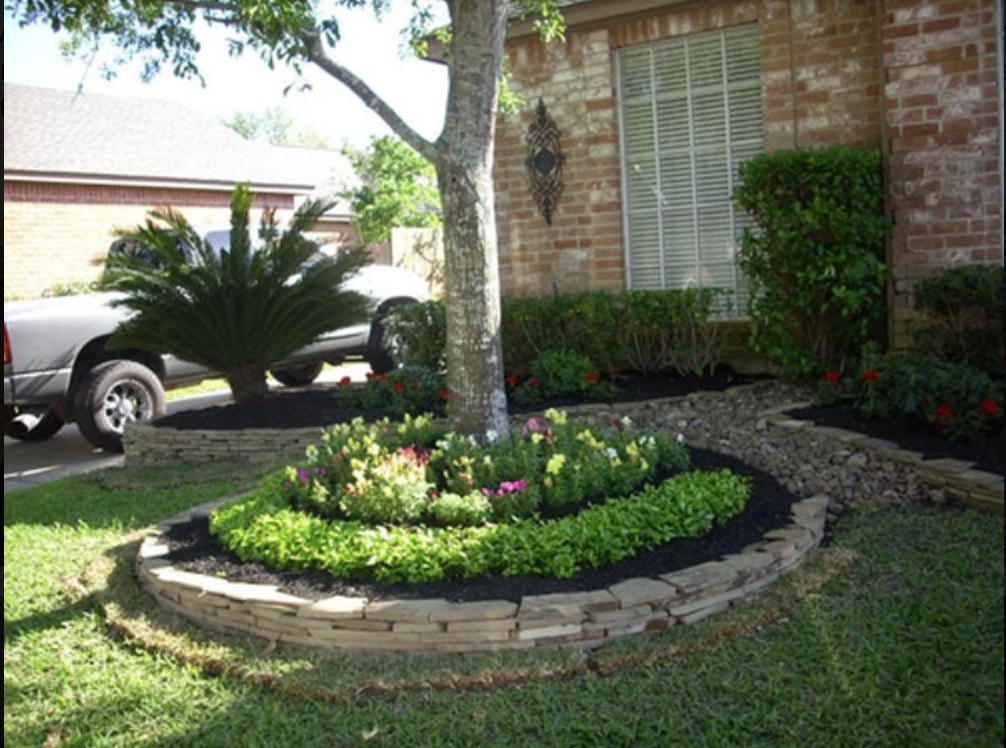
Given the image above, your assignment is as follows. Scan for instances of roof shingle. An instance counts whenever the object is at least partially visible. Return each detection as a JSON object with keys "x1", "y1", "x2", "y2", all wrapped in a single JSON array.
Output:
[{"x1": 4, "y1": 83, "x2": 351, "y2": 197}]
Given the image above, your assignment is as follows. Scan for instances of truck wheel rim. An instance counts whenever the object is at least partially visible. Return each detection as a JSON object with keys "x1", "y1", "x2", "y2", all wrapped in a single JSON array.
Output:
[{"x1": 101, "y1": 379, "x2": 155, "y2": 433}]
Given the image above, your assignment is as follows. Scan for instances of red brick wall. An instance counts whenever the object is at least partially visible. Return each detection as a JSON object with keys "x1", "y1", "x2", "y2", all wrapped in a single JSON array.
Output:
[
  {"x1": 496, "y1": 0, "x2": 886, "y2": 297},
  {"x1": 3, "y1": 182, "x2": 295, "y2": 300},
  {"x1": 497, "y1": 0, "x2": 1003, "y2": 354},
  {"x1": 883, "y1": 0, "x2": 1004, "y2": 348}
]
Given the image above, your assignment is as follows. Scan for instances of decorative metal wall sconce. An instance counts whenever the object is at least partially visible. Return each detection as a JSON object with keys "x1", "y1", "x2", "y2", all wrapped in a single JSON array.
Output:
[{"x1": 525, "y1": 99, "x2": 565, "y2": 226}]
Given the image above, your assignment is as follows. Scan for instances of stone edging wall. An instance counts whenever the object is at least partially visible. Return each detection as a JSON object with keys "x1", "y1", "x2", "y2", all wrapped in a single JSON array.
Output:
[{"x1": 136, "y1": 495, "x2": 828, "y2": 654}]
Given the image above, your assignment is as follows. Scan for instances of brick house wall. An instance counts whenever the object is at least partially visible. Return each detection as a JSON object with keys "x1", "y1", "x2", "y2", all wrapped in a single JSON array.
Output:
[
  {"x1": 883, "y1": 0, "x2": 1004, "y2": 347},
  {"x1": 3, "y1": 182, "x2": 297, "y2": 300},
  {"x1": 495, "y1": 0, "x2": 1003, "y2": 350}
]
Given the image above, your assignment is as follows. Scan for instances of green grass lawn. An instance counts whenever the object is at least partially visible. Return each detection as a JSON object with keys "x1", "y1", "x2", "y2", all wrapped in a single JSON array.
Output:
[{"x1": 4, "y1": 461, "x2": 1003, "y2": 748}]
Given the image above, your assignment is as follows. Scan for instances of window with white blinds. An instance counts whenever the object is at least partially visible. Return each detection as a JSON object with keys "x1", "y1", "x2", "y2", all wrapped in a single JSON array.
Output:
[{"x1": 617, "y1": 25, "x2": 764, "y2": 315}]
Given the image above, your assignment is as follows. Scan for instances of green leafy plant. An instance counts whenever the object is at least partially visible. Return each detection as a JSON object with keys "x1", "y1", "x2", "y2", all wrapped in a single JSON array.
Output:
[
  {"x1": 103, "y1": 184, "x2": 372, "y2": 403},
  {"x1": 511, "y1": 349, "x2": 616, "y2": 404},
  {"x1": 831, "y1": 351, "x2": 1004, "y2": 443},
  {"x1": 622, "y1": 289, "x2": 728, "y2": 376},
  {"x1": 341, "y1": 135, "x2": 442, "y2": 244},
  {"x1": 211, "y1": 466, "x2": 748, "y2": 583},
  {"x1": 335, "y1": 365, "x2": 447, "y2": 417},
  {"x1": 734, "y1": 146, "x2": 888, "y2": 378},
  {"x1": 914, "y1": 265, "x2": 1004, "y2": 377},
  {"x1": 383, "y1": 301, "x2": 448, "y2": 372},
  {"x1": 211, "y1": 409, "x2": 705, "y2": 577},
  {"x1": 391, "y1": 290, "x2": 728, "y2": 379}
]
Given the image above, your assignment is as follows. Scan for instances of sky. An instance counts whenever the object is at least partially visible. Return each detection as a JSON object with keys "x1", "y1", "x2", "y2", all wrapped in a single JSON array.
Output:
[{"x1": 3, "y1": 4, "x2": 449, "y2": 150}]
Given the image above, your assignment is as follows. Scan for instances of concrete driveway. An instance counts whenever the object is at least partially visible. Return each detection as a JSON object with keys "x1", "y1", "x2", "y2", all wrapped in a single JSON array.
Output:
[{"x1": 4, "y1": 362, "x2": 370, "y2": 493}]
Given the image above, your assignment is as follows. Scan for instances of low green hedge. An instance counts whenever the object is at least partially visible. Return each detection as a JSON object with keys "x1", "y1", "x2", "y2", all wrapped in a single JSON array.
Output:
[{"x1": 210, "y1": 469, "x2": 750, "y2": 583}]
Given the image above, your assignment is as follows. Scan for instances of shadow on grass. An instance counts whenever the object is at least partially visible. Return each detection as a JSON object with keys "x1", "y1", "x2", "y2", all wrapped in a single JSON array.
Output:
[{"x1": 2, "y1": 462, "x2": 275, "y2": 531}]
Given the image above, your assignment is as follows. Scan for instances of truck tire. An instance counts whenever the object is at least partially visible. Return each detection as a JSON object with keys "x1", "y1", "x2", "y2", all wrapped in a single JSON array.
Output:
[
  {"x1": 366, "y1": 304, "x2": 413, "y2": 375},
  {"x1": 4, "y1": 405, "x2": 65, "y2": 442},
  {"x1": 270, "y1": 362, "x2": 324, "y2": 387},
  {"x1": 74, "y1": 360, "x2": 166, "y2": 453}
]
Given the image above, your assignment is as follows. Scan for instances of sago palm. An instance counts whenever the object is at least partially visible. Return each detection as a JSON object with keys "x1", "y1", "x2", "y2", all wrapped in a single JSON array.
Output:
[{"x1": 104, "y1": 184, "x2": 372, "y2": 403}]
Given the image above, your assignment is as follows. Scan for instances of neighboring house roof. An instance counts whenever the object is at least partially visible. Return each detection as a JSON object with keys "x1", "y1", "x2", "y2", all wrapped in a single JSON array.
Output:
[{"x1": 3, "y1": 83, "x2": 354, "y2": 209}]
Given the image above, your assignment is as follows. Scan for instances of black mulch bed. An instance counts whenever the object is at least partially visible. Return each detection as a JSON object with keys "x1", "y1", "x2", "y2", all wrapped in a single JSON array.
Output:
[
  {"x1": 164, "y1": 447, "x2": 801, "y2": 604},
  {"x1": 788, "y1": 403, "x2": 1004, "y2": 477},
  {"x1": 155, "y1": 367, "x2": 763, "y2": 432}
]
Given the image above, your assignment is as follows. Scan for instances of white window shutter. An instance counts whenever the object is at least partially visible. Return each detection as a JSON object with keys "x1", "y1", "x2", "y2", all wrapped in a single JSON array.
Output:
[{"x1": 618, "y1": 25, "x2": 764, "y2": 315}]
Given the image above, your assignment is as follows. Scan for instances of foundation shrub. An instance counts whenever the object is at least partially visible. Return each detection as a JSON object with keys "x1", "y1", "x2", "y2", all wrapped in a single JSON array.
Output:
[
  {"x1": 914, "y1": 265, "x2": 1004, "y2": 378},
  {"x1": 734, "y1": 146, "x2": 888, "y2": 378}
]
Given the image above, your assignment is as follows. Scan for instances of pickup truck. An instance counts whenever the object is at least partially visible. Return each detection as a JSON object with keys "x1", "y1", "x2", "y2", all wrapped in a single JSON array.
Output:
[{"x1": 4, "y1": 232, "x2": 427, "y2": 452}]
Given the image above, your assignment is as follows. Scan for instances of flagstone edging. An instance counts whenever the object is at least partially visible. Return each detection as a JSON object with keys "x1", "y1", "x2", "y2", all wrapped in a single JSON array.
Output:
[{"x1": 136, "y1": 494, "x2": 829, "y2": 654}]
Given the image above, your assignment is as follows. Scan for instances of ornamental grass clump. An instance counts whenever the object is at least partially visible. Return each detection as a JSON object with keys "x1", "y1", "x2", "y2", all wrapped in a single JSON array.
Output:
[{"x1": 210, "y1": 411, "x2": 750, "y2": 583}]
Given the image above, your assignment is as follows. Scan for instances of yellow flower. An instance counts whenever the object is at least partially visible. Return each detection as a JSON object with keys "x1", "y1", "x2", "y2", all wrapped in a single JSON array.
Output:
[{"x1": 546, "y1": 454, "x2": 567, "y2": 475}]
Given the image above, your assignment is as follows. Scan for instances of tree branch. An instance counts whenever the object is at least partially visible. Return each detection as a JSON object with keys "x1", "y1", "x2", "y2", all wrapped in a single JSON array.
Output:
[{"x1": 301, "y1": 29, "x2": 439, "y2": 164}]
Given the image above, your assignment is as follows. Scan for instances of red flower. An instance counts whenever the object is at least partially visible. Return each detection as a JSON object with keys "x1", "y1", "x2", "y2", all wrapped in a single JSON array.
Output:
[
  {"x1": 528, "y1": 378, "x2": 542, "y2": 388},
  {"x1": 505, "y1": 375, "x2": 521, "y2": 387},
  {"x1": 979, "y1": 400, "x2": 1000, "y2": 417},
  {"x1": 392, "y1": 381, "x2": 406, "y2": 393},
  {"x1": 337, "y1": 376, "x2": 352, "y2": 387},
  {"x1": 584, "y1": 372, "x2": 600, "y2": 383},
  {"x1": 934, "y1": 404, "x2": 954, "y2": 421},
  {"x1": 438, "y1": 388, "x2": 451, "y2": 400},
  {"x1": 822, "y1": 372, "x2": 842, "y2": 385},
  {"x1": 860, "y1": 370, "x2": 879, "y2": 383},
  {"x1": 365, "y1": 371, "x2": 377, "y2": 380}
]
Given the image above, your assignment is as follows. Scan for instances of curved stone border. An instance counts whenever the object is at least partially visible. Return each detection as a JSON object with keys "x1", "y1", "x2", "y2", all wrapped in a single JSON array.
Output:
[
  {"x1": 758, "y1": 402, "x2": 1004, "y2": 514},
  {"x1": 136, "y1": 494, "x2": 828, "y2": 654}
]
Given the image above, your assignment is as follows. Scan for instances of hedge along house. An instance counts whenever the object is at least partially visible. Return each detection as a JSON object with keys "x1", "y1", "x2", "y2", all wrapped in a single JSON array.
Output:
[
  {"x1": 4, "y1": 83, "x2": 356, "y2": 300},
  {"x1": 492, "y1": 0, "x2": 1004, "y2": 352}
]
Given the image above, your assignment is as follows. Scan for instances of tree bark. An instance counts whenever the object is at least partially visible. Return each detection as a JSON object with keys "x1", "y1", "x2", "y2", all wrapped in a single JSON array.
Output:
[
  {"x1": 307, "y1": 0, "x2": 513, "y2": 439},
  {"x1": 434, "y1": 0, "x2": 511, "y2": 439}
]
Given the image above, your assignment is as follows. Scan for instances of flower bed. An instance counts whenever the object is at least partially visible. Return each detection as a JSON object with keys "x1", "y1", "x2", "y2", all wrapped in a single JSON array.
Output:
[{"x1": 209, "y1": 410, "x2": 749, "y2": 584}]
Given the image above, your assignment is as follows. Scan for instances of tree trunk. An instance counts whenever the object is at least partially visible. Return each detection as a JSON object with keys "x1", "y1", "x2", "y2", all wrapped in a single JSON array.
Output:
[
  {"x1": 227, "y1": 365, "x2": 270, "y2": 404},
  {"x1": 434, "y1": 0, "x2": 511, "y2": 440}
]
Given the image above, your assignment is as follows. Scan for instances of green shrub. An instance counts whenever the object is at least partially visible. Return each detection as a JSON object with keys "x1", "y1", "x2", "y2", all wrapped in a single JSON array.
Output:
[
  {"x1": 502, "y1": 292, "x2": 623, "y2": 375},
  {"x1": 734, "y1": 146, "x2": 888, "y2": 378},
  {"x1": 914, "y1": 265, "x2": 1004, "y2": 377},
  {"x1": 509, "y1": 349, "x2": 615, "y2": 405},
  {"x1": 819, "y1": 352, "x2": 1004, "y2": 443},
  {"x1": 335, "y1": 365, "x2": 447, "y2": 417},
  {"x1": 389, "y1": 290, "x2": 726, "y2": 379},
  {"x1": 383, "y1": 301, "x2": 447, "y2": 372},
  {"x1": 622, "y1": 289, "x2": 727, "y2": 376}
]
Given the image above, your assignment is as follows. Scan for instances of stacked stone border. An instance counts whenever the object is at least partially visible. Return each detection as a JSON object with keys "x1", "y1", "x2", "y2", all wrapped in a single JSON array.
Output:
[
  {"x1": 130, "y1": 388, "x2": 1002, "y2": 654},
  {"x1": 137, "y1": 494, "x2": 828, "y2": 654}
]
